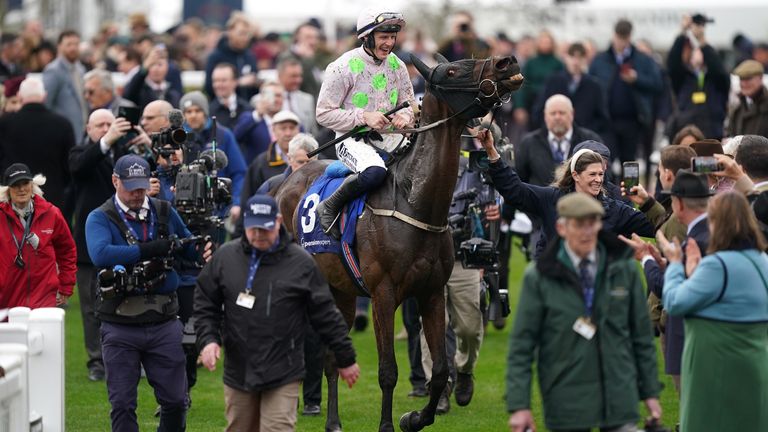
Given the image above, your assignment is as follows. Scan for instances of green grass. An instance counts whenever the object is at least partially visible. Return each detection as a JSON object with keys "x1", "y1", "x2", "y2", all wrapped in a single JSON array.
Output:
[{"x1": 65, "y1": 242, "x2": 679, "y2": 431}]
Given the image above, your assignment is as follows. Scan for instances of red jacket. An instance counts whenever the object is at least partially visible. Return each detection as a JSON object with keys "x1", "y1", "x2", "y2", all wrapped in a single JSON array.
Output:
[{"x1": 0, "y1": 194, "x2": 77, "y2": 308}]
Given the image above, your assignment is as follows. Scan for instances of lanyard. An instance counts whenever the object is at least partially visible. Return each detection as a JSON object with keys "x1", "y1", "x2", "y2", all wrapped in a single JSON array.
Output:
[
  {"x1": 244, "y1": 249, "x2": 263, "y2": 295},
  {"x1": 114, "y1": 197, "x2": 155, "y2": 242},
  {"x1": 6, "y1": 211, "x2": 33, "y2": 255}
]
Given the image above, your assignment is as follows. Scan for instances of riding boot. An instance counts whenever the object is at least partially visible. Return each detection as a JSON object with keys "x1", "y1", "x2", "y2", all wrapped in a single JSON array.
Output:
[{"x1": 317, "y1": 173, "x2": 364, "y2": 239}]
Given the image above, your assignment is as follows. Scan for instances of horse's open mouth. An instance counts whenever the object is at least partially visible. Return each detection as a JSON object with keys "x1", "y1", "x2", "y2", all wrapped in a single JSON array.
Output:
[{"x1": 500, "y1": 73, "x2": 525, "y2": 92}]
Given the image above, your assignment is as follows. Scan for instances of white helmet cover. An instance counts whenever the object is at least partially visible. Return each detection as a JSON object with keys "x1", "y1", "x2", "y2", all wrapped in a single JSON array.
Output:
[{"x1": 356, "y1": 9, "x2": 406, "y2": 39}]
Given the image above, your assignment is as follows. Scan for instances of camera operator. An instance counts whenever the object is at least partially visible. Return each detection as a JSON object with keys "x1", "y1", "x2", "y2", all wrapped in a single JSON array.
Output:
[
  {"x1": 85, "y1": 154, "x2": 213, "y2": 431},
  {"x1": 419, "y1": 144, "x2": 501, "y2": 414},
  {"x1": 69, "y1": 108, "x2": 150, "y2": 382},
  {"x1": 180, "y1": 91, "x2": 246, "y2": 222}
]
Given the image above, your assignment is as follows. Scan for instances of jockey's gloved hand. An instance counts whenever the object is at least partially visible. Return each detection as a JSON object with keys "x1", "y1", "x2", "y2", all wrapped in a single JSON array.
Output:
[{"x1": 353, "y1": 130, "x2": 384, "y2": 145}]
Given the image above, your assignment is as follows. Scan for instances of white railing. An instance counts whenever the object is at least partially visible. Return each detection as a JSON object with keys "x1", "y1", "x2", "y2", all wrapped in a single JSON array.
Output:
[{"x1": 0, "y1": 307, "x2": 65, "y2": 432}]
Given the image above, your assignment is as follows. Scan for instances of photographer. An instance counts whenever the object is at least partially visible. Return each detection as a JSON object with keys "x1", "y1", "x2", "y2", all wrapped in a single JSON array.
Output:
[
  {"x1": 85, "y1": 154, "x2": 213, "y2": 431},
  {"x1": 666, "y1": 14, "x2": 730, "y2": 140},
  {"x1": 69, "y1": 108, "x2": 150, "y2": 382},
  {"x1": 420, "y1": 146, "x2": 500, "y2": 414}
]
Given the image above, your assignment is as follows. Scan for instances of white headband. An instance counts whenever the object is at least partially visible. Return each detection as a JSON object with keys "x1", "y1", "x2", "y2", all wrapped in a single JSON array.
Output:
[{"x1": 570, "y1": 149, "x2": 599, "y2": 173}]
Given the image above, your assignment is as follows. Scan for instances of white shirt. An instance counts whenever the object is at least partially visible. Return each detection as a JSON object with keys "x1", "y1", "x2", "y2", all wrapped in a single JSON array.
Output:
[
  {"x1": 115, "y1": 195, "x2": 150, "y2": 220},
  {"x1": 564, "y1": 241, "x2": 598, "y2": 280},
  {"x1": 548, "y1": 129, "x2": 574, "y2": 156}
]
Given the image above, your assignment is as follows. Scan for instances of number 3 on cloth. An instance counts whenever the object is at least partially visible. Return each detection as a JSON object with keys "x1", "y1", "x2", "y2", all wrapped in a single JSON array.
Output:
[{"x1": 301, "y1": 193, "x2": 321, "y2": 233}]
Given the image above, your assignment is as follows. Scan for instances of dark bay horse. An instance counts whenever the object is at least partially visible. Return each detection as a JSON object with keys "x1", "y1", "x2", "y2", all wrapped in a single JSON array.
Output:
[{"x1": 275, "y1": 54, "x2": 523, "y2": 432}]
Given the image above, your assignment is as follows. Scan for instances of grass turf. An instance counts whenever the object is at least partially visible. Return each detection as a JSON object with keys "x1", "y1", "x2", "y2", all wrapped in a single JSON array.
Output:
[{"x1": 64, "y1": 242, "x2": 679, "y2": 431}]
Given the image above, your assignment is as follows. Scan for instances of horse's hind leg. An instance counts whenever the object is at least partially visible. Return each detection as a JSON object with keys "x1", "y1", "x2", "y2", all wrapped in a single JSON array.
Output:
[
  {"x1": 371, "y1": 283, "x2": 398, "y2": 432},
  {"x1": 399, "y1": 289, "x2": 446, "y2": 432},
  {"x1": 325, "y1": 289, "x2": 356, "y2": 432}
]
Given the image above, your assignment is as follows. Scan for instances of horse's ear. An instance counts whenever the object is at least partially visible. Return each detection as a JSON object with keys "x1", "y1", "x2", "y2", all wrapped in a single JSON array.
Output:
[
  {"x1": 434, "y1": 53, "x2": 449, "y2": 64},
  {"x1": 410, "y1": 54, "x2": 432, "y2": 80}
]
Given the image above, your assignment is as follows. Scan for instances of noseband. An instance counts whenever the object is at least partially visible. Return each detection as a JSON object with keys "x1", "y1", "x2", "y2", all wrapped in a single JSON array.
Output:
[{"x1": 426, "y1": 59, "x2": 512, "y2": 110}]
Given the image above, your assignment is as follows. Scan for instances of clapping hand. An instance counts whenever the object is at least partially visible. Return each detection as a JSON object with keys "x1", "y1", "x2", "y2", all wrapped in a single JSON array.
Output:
[{"x1": 656, "y1": 231, "x2": 682, "y2": 263}]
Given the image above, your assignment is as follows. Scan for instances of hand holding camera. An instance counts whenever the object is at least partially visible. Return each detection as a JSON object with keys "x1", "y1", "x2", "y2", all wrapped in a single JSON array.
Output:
[{"x1": 138, "y1": 238, "x2": 173, "y2": 260}]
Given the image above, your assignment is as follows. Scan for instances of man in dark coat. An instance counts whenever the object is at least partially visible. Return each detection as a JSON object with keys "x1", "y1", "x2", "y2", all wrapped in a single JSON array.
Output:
[
  {"x1": 514, "y1": 94, "x2": 602, "y2": 187},
  {"x1": 203, "y1": 12, "x2": 258, "y2": 100},
  {"x1": 532, "y1": 42, "x2": 609, "y2": 135},
  {"x1": 208, "y1": 63, "x2": 251, "y2": 130},
  {"x1": 194, "y1": 194, "x2": 360, "y2": 430},
  {"x1": 589, "y1": 19, "x2": 663, "y2": 163},
  {"x1": 122, "y1": 46, "x2": 181, "y2": 112},
  {"x1": 0, "y1": 76, "x2": 74, "y2": 211},
  {"x1": 666, "y1": 15, "x2": 730, "y2": 140}
]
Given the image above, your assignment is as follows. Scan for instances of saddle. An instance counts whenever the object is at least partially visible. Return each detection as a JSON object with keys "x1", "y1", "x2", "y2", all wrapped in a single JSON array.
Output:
[{"x1": 297, "y1": 162, "x2": 370, "y2": 296}]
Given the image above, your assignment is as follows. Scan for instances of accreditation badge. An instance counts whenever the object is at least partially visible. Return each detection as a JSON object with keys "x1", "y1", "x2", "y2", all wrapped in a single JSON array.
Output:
[
  {"x1": 236, "y1": 292, "x2": 256, "y2": 309},
  {"x1": 691, "y1": 91, "x2": 707, "y2": 104},
  {"x1": 572, "y1": 317, "x2": 596, "y2": 340}
]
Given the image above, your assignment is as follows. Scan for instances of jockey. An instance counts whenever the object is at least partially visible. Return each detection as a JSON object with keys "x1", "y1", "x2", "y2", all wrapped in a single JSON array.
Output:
[{"x1": 315, "y1": 7, "x2": 416, "y2": 238}]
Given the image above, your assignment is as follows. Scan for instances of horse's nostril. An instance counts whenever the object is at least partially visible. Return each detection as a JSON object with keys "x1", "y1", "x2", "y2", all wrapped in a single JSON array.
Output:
[{"x1": 495, "y1": 58, "x2": 511, "y2": 71}]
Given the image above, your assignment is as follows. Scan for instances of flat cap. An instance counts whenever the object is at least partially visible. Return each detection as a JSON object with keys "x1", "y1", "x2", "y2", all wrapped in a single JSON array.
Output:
[
  {"x1": 733, "y1": 60, "x2": 764, "y2": 79},
  {"x1": 557, "y1": 192, "x2": 605, "y2": 219}
]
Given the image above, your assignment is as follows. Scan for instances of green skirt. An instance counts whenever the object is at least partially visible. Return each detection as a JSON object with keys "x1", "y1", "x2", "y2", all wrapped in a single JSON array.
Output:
[{"x1": 681, "y1": 318, "x2": 768, "y2": 432}]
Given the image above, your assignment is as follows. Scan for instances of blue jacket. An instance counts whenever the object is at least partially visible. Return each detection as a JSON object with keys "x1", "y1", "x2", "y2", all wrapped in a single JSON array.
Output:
[
  {"x1": 85, "y1": 197, "x2": 195, "y2": 294},
  {"x1": 233, "y1": 111, "x2": 272, "y2": 164},
  {"x1": 589, "y1": 45, "x2": 663, "y2": 127},
  {"x1": 488, "y1": 159, "x2": 654, "y2": 257},
  {"x1": 204, "y1": 36, "x2": 258, "y2": 99},
  {"x1": 184, "y1": 118, "x2": 247, "y2": 207},
  {"x1": 664, "y1": 249, "x2": 768, "y2": 323}
]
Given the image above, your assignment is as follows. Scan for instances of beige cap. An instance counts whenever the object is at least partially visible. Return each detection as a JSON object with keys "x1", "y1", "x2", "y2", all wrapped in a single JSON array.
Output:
[
  {"x1": 557, "y1": 192, "x2": 605, "y2": 219},
  {"x1": 272, "y1": 110, "x2": 301, "y2": 126},
  {"x1": 733, "y1": 60, "x2": 764, "y2": 79}
]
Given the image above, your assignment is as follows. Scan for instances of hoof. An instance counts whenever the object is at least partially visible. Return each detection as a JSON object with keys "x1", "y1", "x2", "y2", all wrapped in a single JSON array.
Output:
[
  {"x1": 399, "y1": 411, "x2": 421, "y2": 432},
  {"x1": 325, "y1": 428, "x2": 342, "y2": 432}
]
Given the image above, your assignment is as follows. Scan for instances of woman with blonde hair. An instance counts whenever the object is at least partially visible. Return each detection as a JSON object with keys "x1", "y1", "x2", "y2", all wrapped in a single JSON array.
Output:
[
  {"x1": 0, "y1": 163, "x2": 76, "y2": 309},
  {"x1": 659, "y1": 191, "x2": 768, "y2": 432}
]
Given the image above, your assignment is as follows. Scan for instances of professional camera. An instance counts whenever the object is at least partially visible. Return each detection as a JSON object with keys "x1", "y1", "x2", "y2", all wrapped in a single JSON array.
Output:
[
  {"x1": 174, "y1": 149, "x2": 232, "y2": 230},
  {"x1": 97, "y1": 260, "x2": 168, "y2": 298},
  {"x1": 150, "y1": 109, "x2": 189, "y2": 152}
]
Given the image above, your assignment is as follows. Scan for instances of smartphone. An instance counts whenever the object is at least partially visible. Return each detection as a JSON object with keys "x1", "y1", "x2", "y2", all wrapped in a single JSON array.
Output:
[
  {"x1": 691, "y1": 156, "x2": 724, "y2": 173},
  {"x1": 118, "y1": 106, "x2": 141, "y2": 126},
  {"x1": 623, "y1": 161, "x2": 640, "y2": 195}
]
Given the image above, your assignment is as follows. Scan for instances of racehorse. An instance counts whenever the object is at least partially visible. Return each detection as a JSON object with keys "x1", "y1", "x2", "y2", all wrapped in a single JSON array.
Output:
[{"x1": 275, "y1": 54, "x2": 523, "y2": 432}]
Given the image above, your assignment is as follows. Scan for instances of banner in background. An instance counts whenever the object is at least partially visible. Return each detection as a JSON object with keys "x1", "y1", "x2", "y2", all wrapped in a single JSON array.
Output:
[{"x1": 183, "y1": 0, "x2": 242, "y2": 26}]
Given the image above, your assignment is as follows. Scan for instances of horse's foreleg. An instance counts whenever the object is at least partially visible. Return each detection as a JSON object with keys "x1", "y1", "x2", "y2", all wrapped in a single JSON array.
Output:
[
  {"x1": 372, "y1": 287, "x2": 398, "y2": 432},
  {"x1": 399, "y1": 290, "x2": 446, "y2": 432},
  {"x1": 325, "y1": 289, "x2": 356, "y2": 432}
]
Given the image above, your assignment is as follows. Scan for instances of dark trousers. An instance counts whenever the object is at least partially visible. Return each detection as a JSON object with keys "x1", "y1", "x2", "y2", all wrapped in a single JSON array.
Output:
[
  {"x1": 76, "y1": 264, "x2": 102, "y2": 368},
  {"x1": 101, "y1": 319, "x2": 187, "y2": 432},
  {"x1": 604, "y1": 118, "x2": 643, "y2": 164},
  {"x1": 303, "y1": 324, "x2": 325, "y2": 406},
  {"x1": 402, "y1": 297, "x2": 425, "y2": 389},
  {"x1": 176, "y1": 285, "x2": 198, "y2": 390}
]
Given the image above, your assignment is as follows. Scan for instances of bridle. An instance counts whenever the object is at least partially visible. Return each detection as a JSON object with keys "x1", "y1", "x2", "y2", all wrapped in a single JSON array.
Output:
[{"x1": 381, "y1": 58, "x2": 512, "y2": 135}]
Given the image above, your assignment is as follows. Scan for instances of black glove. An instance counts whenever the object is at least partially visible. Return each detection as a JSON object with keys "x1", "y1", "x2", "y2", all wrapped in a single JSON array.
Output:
[{"x1": 138, "y1": 239, "x2": 172, "y2": 260}]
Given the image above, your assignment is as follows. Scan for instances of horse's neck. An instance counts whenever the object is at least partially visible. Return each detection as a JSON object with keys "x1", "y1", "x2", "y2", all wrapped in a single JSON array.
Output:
[{"x1": 397, "y1": 101, "x2": 463, "y2": 224}]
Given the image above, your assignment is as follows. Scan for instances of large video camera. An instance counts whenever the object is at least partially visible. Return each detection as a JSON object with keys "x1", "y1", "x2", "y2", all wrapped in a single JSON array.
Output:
[
  {"x1": 449, "y1": 149, "x2": 510, "y2": 319},
  {"x1": 174, "y1": 149, "x2": 232, "y2": 230},
  {"x1": 97, "y1": 235, "x2": 209, "y2": 298}
]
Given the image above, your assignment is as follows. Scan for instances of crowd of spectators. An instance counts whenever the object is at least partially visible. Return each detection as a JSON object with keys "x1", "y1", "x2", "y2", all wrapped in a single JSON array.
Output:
[{"x1": 1, "y1": 6, "x2": 768, "y2": 432}]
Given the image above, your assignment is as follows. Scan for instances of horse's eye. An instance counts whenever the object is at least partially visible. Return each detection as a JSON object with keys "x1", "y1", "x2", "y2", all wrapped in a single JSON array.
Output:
[{"x1": 447, "y1": 69, "x2": 456, "y2": 77}]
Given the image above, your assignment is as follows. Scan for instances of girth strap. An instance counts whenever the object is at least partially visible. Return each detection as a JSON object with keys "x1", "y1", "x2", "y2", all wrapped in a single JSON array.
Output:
[{"x1": 365, "y1": 204, "x2": 448, "y2": 233}]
